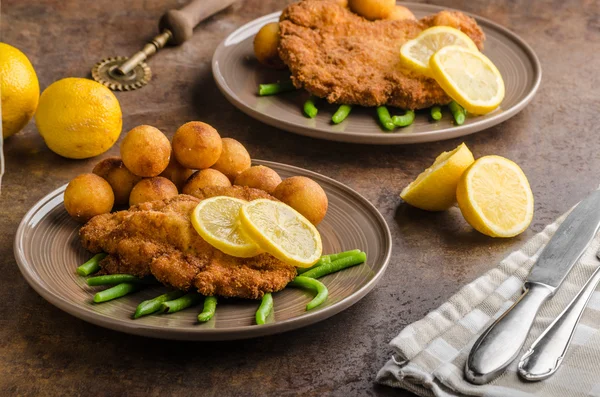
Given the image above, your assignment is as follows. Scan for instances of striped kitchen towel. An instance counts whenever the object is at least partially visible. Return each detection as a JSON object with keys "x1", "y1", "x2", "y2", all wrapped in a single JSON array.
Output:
[{"x1": 377, "y1": 207, "x2": 600, "y2": 397}]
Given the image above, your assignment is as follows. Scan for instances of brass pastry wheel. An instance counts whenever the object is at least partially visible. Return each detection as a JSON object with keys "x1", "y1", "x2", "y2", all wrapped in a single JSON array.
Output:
[{"x1": 92, "y1": 0, "x2": 236, "y2": 91}]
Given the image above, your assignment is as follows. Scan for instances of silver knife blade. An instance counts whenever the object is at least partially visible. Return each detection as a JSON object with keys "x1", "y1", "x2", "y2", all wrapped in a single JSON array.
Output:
[
  {"x1": 528, "y1": 189, "x2": 600, "y2": 290},
  {"x1": 466, "y1": 189, "x2": 600, "y2": 385}
]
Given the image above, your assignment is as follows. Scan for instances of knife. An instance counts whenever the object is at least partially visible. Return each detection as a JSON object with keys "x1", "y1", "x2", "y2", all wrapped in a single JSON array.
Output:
[
  {"x1": 465, "y1": 189, "x2": 600, "y2": 385},
  {"x1": 517, "y1": 247, "x2": 600, "y2": 381}
]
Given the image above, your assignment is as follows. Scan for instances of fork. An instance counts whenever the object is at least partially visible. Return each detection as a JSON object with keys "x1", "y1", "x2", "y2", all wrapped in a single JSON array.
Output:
[{"x1": 518, "y1": 247, "x2": 600, "y2": 381}]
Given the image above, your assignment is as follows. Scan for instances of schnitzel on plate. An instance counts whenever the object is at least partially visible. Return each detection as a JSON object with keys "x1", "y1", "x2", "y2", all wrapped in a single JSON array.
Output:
[
  {"x1": 278, "y1": 0, "x2": 485, "y2": 109},
  {"x1": 80, "y1": 186, "x2": 297, "y2": 300}
]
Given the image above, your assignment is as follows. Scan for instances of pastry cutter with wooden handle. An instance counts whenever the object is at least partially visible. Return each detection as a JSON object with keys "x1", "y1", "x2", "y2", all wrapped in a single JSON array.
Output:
[{"x1": 92, "y1": 0, "x2": 237, "y2": 91}]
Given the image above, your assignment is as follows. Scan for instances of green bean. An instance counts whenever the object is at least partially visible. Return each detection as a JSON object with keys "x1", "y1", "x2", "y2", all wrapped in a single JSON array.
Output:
[
  {"x1": 160, "y1": 292, "x2": 202, "y2": 314},
  {"x1": 392, "y1": 110, "x2": 415, "y2": 127},
  {"x1": 301, "y1": 251, "x2": 367, "y2": 279},
  {"x1": 303, "y1": 96, "x2": 318, "y2": 118},
  {"x1": 376, "y1": 106, "x2": 395, "y2": 131},
  {"x1": 430, "y1": 106, "x2": 442, "y2": 121},
  {"x1": 87, "y1": 274, "x2": 159, "y2": 286},
  {"x1": 77, "y1": 253, "x2": 107, "y2": 276},
  {"x1": 255, "y1": 293, "x2": 273, "y2": 325},
  {"x1": 321, "y1": 249, "x2": 362, "y2": 264},
  {"x1": 332, "y1": 105, "x2": 352, "y2": 124},
  {"x1": 449, "y1": 101, "x2": 466, "y2": 125},
  {"x1": 288, "y1": 276, "x2": 329, "y2": 310},
  {"x1": 258, "y1": 80, "x2": 296, "y2": 96},
  {"x1": 297, "y1": 249, "x2": 362, "y2": 274},
  {"x1": 93, "y1": 283, "x2": 140, "y2": 303},
  {"x1": 134, "y1": 290, "x2": 186, "y2": 319},
  {"x1": 198, "y1": 296, "x2": 218, "y2": 322}
]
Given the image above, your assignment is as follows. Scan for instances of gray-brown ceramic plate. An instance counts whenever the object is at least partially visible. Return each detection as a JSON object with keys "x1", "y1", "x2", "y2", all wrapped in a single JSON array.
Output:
[
  {"x1": 212, "y1": 3, "x2": 541, "y2": 144},
  {"x1": 14, "y1": 160, "x2": 391, "y2": 341}
]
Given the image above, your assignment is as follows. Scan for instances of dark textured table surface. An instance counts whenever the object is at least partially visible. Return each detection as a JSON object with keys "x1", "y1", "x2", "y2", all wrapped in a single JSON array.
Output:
[{"x1": 1, "y1": 0, "x2": 599, "y2": 395}]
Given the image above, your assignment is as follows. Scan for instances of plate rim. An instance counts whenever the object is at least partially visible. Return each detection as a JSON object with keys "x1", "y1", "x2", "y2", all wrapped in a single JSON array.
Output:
[
  {"x1": 14, "y1": 160, "x2": 392, "y2": 341},
  {"x1": 211, "y1": 3, "x2": 542, "y2": 145}
]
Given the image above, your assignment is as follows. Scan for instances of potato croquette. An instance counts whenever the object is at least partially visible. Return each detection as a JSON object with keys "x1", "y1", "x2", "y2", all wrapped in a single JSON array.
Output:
[
  {"x1": 212, "y1": 138, "x2": 251, "y2": 182},
  {"x1": 120, "y1": 125, "x2": 171, "y2": 177},
  {"x1": 273, "y1": 176, "x2": 328, "y2": 225},
  {"x1": 172, "y1": 122, "x2": 222, "y2": 169},
  {"x1": 129, "y1": 177, "x2": 178, "y2": 206},
  {"x1": 65, "y1": 173, "x2": 114, "y2": 222},
  {"x1": 254, "y1": 22, "x2": 285, "y2": 68},
  {"x1": 234, "y1": 165, "x2": 282, "y2": 194},
  {"x1": 387, "y1": 5, "x2": 416, "y2": 20},
  {"x1": 93, "y1": 157, "x2": 142, "y2": 206},
  {"x1": 160, "y1": 154, "x2": 195, "y2": 191},
  {"x1": 182, "y1": 169, "x2": 232, "y2": 196},
  {"x1": 348, "y1": 0, "x2": 395, "y2": 20}
]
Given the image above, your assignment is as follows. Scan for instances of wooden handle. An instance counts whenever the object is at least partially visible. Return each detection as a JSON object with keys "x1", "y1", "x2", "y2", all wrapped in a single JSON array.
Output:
[{"x1": 159, "y1": 0, "x2": 237, "y2": 45}]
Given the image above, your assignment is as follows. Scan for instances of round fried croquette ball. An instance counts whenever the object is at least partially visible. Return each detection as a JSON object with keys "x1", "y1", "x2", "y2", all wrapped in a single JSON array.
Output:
[
  {"x1": 273, "y1": 176, "x2": 328, "y2": 225},
  {"x1": 64, "y1": 173, "x2": 114, "y2": 223},
  {"x1": 253, "y1": 22, "x2": 285, "y2": 69},
  {"x1": 182, "y1": 169, "x2": 232, "y2": 196},
  {"x1": 172, "y1": 121, "x2": 222, "y2": 169},
  {"x1": 348, "y1": 0, "x2": 395, "y2": 20},
  {"x1": 234, "y1": 165, "x2": 282, "y2": 194},
  {"x1": 386, "y1": 5, "x2": 416, "y2": 20},
  {"x1": 129, "y1": 177, "x2": 178, "y2": 206},
  {"x1": 120, "y1": 125, "x2": 171, "y2": 177},
  {"x1": 160, "y1": 153, "x2": 194, "y2": 191},
  {"x1": 92, "y1": 157, "x2": 142, "y2": 206},
  {"x1": 211, "y1": 138, "x2": 251, "y2": 182}
]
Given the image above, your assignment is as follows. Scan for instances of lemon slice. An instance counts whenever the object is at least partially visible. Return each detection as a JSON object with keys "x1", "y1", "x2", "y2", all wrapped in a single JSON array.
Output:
[
  {"x1": 456, "y1": 155, "x2": 534, "y2": 237},
  {"x1": 191, "y1": 196, "x2": 262, "y2": 258},
  {"x1": 400, "y1": 143, "x2": 474, "y2": 211},
  {"x1": 400, "y1": 26, "x2": 478, "y2": 77},
  {"x1": 240, "y1": 199, "x2": 322, "y2": 268},
  {"x1": 430, "y1": 45, "x2": 505, "y2": 114}
]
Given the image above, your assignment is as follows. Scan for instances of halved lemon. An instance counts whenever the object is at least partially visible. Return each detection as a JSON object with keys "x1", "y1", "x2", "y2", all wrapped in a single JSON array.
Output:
[
  {"x1": 430, "y1": 45, "x2": 505, "y2": 114},
  {"x1": 456, "y1": 156, "x2": 534, "y2": 238},
  {"x1": 400, "y1": 143, "x2": 474, "y2": 211},
  {"x1": 191, "y1": 196, "x2": 263, "y2": 257},
  {"x1": 240, "y1": 199, "x2": 322, "y2": 268},
  {"x1": 400, "y1": 26, "x2": 478, "y2": 77}
]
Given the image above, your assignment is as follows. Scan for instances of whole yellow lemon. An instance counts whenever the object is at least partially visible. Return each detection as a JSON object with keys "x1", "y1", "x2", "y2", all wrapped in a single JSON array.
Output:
[
  {"x1": 35, "y1": 77, "x2": 122, "y2": 159},
  {"x1": 0, "y1": 42, "x2": 40, "y2": 138}
]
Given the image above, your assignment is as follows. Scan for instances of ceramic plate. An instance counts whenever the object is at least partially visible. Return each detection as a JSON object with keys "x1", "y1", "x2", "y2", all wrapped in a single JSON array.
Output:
[
  {"x1": 14, "y1": 160, "x2": 392, "y2": 341},
  {"x1": 212, "y1": 3, "x2": 541, "y2": 144}
]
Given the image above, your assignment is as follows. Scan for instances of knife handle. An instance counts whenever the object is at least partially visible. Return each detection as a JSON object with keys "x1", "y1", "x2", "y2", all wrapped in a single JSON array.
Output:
[
  {"x1": 518, "y1": 266, "x2": 600, "y2": 381},
  {"x1": 159, "y1": 0, "x2": 237, "y2": 45},
  {"x1": 465, "y1": 283, "x2": 553, "y2": 384}
]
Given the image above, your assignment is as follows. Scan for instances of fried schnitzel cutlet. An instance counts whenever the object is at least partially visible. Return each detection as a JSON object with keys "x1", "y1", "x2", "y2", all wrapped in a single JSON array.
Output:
[
  {"x1": 278, "y1": 0, "x2": 485, "y2": 109},
  {"x1": 79, "y1": 186, "x2": 297, "y2": 300}
]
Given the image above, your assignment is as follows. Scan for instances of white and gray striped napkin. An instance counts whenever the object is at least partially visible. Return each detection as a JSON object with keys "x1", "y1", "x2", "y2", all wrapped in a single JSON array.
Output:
[{"x1": 377, "y1": 207, "x2": 600, "y2": 397}]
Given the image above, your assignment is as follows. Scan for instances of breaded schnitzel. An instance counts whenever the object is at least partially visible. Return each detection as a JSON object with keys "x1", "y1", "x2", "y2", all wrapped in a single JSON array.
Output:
[
  {"x1": 278, "y1": 0, "x2": 485, "y2": 109},
  {"x1": 80, "y1": 186, "x2": 296, "y2": 299}
]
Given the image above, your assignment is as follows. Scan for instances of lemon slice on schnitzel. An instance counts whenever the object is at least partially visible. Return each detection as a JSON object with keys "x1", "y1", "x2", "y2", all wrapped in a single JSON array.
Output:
[
  {"x1": 430, "y1": 45, "x2": 505, "y2": 114},
  {"x1": 240, "y1": 199, "x2": 322, "y2": 268},
  {"x1": 192, "y1": 196, "x2": 263, "y2": 258},
  {"x1": 400, "y1": 26, "x2": 478, "y2": 77},
  {"x1": 457, "y1": 156, "x2": 533, "y2": 237}
]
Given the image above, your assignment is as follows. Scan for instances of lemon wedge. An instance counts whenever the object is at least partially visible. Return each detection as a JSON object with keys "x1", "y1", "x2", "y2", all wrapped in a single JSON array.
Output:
[
  {"x1": 430, "y1": 45, "x2": 505, "y2": 114},
  {"x1": 400, "y1": 143, "x2": 474, "y2": 211},
  {"x1": 456, "y1": 155, "x2": 534, "y2": 237},
  {"x1": 400, "y1": 26, "x2": 478, "y2": 77},
  {"x1": 240, "y1": 199, "x2": 323, "y2": 268},
  {"x1": 191, "y1": 196, "x2": 263, "y2": 258}
]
